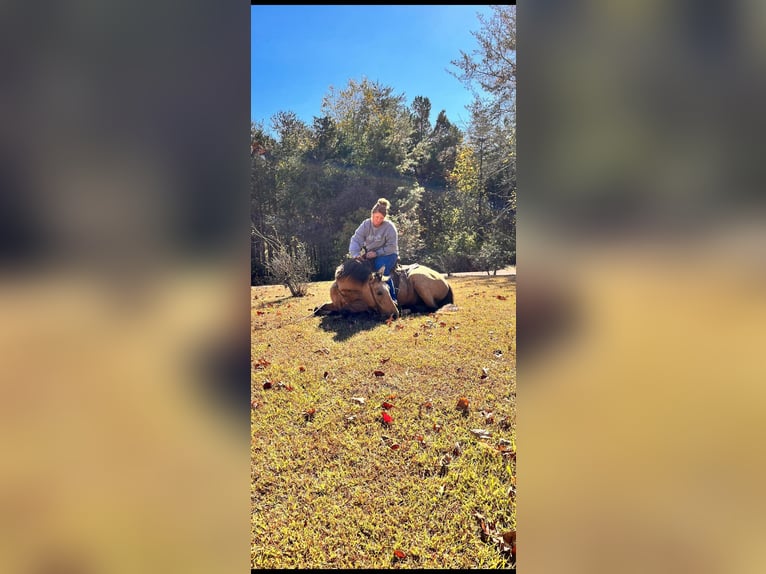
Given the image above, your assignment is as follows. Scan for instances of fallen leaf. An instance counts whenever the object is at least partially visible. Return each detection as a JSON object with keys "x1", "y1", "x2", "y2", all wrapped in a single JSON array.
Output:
[
  {"x1": 323, "y1": 371, "x2": 329, "y2": 379},
  {"x1": 470, "y1": 428, "x2": 492, "y2": 439},
  {"x1": 480, "y1": 367, "x2": 489, "y2": 379},
  {"x1": 253, "y1": 358, "x2": 270, "y2": 369},
  {"x1": 380, "y1": 357, "x2": 391, "y2": 364},
  {"x1": 262, "y1": 380, "x2": 273, "y2": 390},
  {"x1": 456, "y1": 396, "x2": 470, "y2": 412},
  {"x1": 350, "y1": 397, "x2": 366, "y2": 405},
  {"x1": 298, "y1": 365, "x2": 306, "y2": 372},
  {"x1": 390, "y1": 443, "x2": 400, "y2": 450},
  {"x1": 393, "y1": 549, "x2": 406, "y2": 560},
  {"x1": 303, "y1": 408, "x2": 316, "y2": 422},
  {"x1": 373, "y1": 370, "x2": 385, "y2": 377},
  {"x1": 381, "y1": 412, "x2": 393, "y2": 425},
  {"x1": 381, "y1": 401, "x2": 395, "y2": 410},
  {"x1": 438, "y1": 454, "x2": 452, "y2": 476}
]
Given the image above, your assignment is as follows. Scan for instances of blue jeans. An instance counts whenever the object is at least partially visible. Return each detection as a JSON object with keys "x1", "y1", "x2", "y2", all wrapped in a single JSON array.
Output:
[{"x1": 373, "y1": 253, "x2": 398, "y2": 302}]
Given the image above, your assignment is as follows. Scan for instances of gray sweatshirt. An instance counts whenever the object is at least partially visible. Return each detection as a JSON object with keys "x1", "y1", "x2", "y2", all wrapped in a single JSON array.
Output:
[{"x1": 349, "y1": 218, "x2": 399, "y2": 257}]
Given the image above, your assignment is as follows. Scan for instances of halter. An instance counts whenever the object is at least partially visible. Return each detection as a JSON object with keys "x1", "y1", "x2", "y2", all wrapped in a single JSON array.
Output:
[{"x1": 367, "y1": 277, "x2": 385, "y2": 316}]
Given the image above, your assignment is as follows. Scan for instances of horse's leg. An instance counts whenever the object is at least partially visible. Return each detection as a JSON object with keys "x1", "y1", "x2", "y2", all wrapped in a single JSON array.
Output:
[
  {"x1": 413, "y1": 280, "x2": 439, "y2": 310},
  {"x1": 314, "y1": 282, "x2": 343, "y2": 315}
]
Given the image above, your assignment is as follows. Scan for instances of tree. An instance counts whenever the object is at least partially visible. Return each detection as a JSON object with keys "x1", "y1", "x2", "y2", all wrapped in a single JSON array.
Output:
[
  {"x1": 321, "y1": 77, "x2": 411, "y2": 170},
  {"x1": 449, "y1": 5, "x2": 516, "y2": 269},
  {"x1": 450, "y1": 5, "x2": 516, "y2": 123},
  {"x1": 251, "y1": 121, "x2": 277, "y2": 284}
]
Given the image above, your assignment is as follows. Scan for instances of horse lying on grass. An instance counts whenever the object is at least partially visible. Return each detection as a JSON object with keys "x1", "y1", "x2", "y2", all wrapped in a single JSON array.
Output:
[{"x1": 314, "y1": 258, "x2": 454, "y2": 320}]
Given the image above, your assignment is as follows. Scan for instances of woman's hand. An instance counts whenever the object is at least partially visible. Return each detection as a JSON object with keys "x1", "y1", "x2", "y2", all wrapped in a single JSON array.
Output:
[{"x1": 365, "y1": 251, "x2": 376, "y2": 259}]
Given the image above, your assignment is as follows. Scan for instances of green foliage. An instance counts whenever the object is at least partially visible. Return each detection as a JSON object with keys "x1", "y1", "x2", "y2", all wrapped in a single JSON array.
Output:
[{"x1": 476, "y1": 236, "x2": 516, "y2": 274}]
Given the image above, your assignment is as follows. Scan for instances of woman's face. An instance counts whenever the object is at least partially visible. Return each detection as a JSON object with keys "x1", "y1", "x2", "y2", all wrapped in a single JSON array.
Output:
[{"x1": 371, "y1": 212, "x2": 385, "y2": 227}]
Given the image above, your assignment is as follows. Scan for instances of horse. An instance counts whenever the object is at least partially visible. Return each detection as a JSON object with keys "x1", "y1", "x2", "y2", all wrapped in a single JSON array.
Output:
[
  {"x1": 314, "y1": 258, "x2": 453, "y2": 320},
  {"x1": 392, "y1": 263, "x2": 454, "y2": 313}
]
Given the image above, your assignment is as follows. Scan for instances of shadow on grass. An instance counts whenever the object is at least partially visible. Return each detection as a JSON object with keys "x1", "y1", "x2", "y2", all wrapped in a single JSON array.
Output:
[
  {"x1": 253, "y1": 295, "x2": 294, "y2": 310},
  {"x1": 317, "y1": 312, "x2": 385, "y2": 342}
]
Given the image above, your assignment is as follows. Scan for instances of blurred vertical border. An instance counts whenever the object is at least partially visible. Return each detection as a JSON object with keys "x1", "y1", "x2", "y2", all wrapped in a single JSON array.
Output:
[
  {"x1": 0, "y1": 1, "x2": 251, "y2": 573},
  {"x1": 520, "y1": 1, "x2": 766, "y2": 573}
]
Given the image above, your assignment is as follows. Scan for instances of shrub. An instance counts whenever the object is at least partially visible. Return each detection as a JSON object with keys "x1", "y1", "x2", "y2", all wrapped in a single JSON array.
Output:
[{"x1": 267, "y1": 242, "x2": 315, "y2": 296}]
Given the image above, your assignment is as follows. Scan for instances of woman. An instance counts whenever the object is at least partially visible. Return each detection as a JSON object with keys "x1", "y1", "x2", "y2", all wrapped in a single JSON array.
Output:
[{"x1": 349, "y1": 198, "x2": 399, "y2": 304}]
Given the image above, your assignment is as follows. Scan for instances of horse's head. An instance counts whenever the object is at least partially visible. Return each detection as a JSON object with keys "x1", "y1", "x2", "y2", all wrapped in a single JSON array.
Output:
[
  {"x1": 334, "y1": 258, "x2": 399, "y2": 319},
  {"x1": 368, "y1": 266, "x2": 399, "y2": 319}
]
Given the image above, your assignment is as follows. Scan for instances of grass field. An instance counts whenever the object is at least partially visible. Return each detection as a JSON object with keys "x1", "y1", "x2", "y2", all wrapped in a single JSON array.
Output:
[{"x1": 251, "y1": 273, "x2": 516, "y2": 569}]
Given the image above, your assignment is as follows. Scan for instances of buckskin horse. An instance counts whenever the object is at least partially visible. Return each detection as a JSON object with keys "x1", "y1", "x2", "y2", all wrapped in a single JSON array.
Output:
[{"x1": 314, "y1": 258, "x2": 454, "y2": 320}]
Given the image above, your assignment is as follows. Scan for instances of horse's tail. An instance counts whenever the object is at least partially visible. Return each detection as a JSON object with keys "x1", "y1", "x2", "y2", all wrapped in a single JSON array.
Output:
[{"x1": 441, "y1": 284, "x2": 454, "y2": 306}]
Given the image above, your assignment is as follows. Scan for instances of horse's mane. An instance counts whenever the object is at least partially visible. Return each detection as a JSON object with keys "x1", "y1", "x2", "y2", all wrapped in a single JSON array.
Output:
[{"x1": 335, "y1": 257, "x2": 375, "y2": 283}]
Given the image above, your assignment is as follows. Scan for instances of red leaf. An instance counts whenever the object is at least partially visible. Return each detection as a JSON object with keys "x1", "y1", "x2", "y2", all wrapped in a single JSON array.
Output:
[
  {"x1": 381, "y1": 401, "x2": 395, "y2": 410},
  {"x1": 393, "y1": 549, "x2": 406, "y2": 560},
  {"x1": 382, "y1": 412, "x2": 393, "y2": 425},
  {"x1": 262, "y1": 380, "x2": 272, "y2": 390},
  {"x1": 373, "y1": 370, "x2": 385, "y2": 377}
]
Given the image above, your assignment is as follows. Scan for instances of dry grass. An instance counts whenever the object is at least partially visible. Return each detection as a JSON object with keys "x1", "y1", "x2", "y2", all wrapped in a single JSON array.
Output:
[{"x1": 251, "y1": 274, "x2": 516, "y2": 569}]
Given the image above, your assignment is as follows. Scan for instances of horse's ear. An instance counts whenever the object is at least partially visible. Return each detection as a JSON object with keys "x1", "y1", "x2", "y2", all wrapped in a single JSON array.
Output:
[{"x1": 370, "y1": 266, "x2": 388, "y2": 281}]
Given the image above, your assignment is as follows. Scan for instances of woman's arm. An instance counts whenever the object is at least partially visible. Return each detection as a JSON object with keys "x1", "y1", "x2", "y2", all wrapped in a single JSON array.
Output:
[
  {"x1": 349, "y1": 220, "x2": 368, "y2": 257},
  {"x1": 380, "y1": 221, "x2": 398, "y2": 256}
]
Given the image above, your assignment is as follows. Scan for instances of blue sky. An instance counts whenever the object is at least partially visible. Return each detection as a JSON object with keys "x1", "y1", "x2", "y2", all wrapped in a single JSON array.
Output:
[{"x1": 251, "y1": 5, "x2": 493, "y2": 135}]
